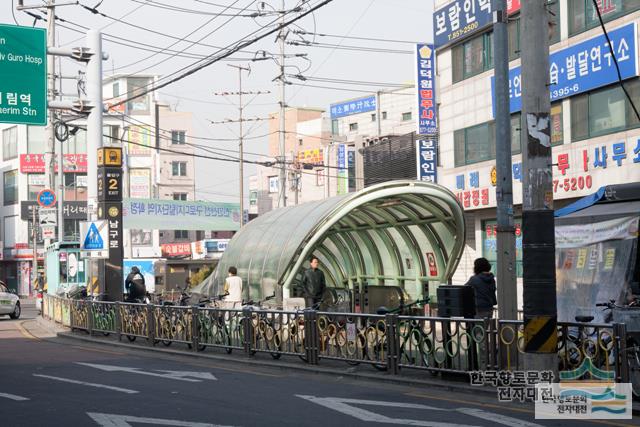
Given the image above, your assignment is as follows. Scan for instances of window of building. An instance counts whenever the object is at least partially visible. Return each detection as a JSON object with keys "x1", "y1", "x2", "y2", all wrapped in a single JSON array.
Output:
[
  {"x1": 382, "y1": 111, "x2": 388, "y2": 120},
  {"x1": 171, "y1": 130, "x2": 186, "y2": 145},
  {"x1": 173, "y1": 192, "x2": 187, "y2": 201},
  {"x1": 102, "y1": 125, "x2": 119, "y2": 147},
  {"x1": 507, "y1": 1, "x2": 560, "y2": 60},
  {"x1": 172, "y1": 161, "x2": 187, "y2": 177},
  {"x1": 131, "y1": 229, "x2": 152, "y2": 246},
  {"x1": 452, "y1": 32, "x2": 493, "y2": 83},
  {"x1": 454, "y1": 113, "x2": 525, "y2": 166},
  {"x1": 401, "y1": 112, "x2": 412, "y2": 121},
  {"x1": 2, "y1": 126, "x2": 17, "y2": 161},
  {"x1": 371, "y1": 113, "x2": 376, "y2": 122},
  {"x1": 127, "y1": 77, "x2": 151, "y2": 114},
  {"x1": 4, "y1": 170, "x2": 18, "y2": 205},
  {"x1": 113, "y1": 82, "x2": 120, "y2": 97},
  {"x1": 331, "y1": 119, "x2": 339, "y2": 135},
  {"x1": 27, "y1": 126, "x2": 45, "y2": 153},
  {"x1": 569, "y1": 0, "x2": 640, "y2": 36},
  {"x1": 174, "y1": 230, "x2": 188, "y2": 239},
  {"x1": 571, "y1": 79, "x2": 640, "y2": 141},
  {"x1": 348, "y1": 122, "x2": 358, "y2": 132},
  {"x1": 268, "y1": 176, "x2": 279, "y2": 193}
]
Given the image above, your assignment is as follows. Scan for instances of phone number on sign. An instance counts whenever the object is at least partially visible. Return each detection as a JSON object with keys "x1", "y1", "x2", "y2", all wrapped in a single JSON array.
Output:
[
  {"x1": 553, "y1": 175, "x2": 593, "y2": 193},
  {"x1": 551, "y1": 83, "x2": 580, "y2": 100},
  {"x1": 447, "y1": 21, "x2": 479, "y2": 41}
]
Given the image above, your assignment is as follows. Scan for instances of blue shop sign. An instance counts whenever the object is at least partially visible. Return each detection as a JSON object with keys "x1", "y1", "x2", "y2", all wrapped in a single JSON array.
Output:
[
  {"x1": 491, "y1": 22, "x2": 638, "y2": 116},
  {"x1": 416, "y1": 44, "x2": 437, "y2": 135},
  {"x1": 330, "y1": 95, "x2": 376, "y2": 119},
  {"x1": 433, "y1": 0, "x2": 493, "y2": 49},
  {"x1": 416, "y1": 139, "x2": 438, "y2": 183}
]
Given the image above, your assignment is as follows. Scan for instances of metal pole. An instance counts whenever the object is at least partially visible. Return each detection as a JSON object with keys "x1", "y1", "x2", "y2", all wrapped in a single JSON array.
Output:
[
  {"x1": 86, "y1": 29, "x2": 103, "y2": 222},
  {"x1": 278, "y1": 0, "x2": 287, "y2": 207},
  {"x1": 57, "y1": 139, "x2": 64, "y2": 241},
  {"x1": 239, "y1": 67, "x2": 244, "y2": 226},
  {"x1": 32, "y1": 209, "x2": 38, "y2": 297},
  {"x1": 493, "y1": 0, "x2": 517, "y2": 321},
  {"x1": 376, "y1": 90, "x2": 382, "y2": 137},
  {"x1": 45, "y1": 0, "x2": 56, "y2": 244},
  {"x1": 521, "y1": 0, "x2": 557, "y2": 373}
]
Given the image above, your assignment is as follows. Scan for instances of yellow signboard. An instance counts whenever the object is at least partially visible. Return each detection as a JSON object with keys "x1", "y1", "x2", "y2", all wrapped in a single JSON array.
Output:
[{"x1": 97, "y1": 147, "x2": 123, "y2": 167}]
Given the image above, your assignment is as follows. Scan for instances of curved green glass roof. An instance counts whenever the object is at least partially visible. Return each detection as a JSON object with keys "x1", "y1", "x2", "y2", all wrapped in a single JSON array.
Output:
[{"x1": 194, "y1": 180, "x2": 466, "y2": 302}]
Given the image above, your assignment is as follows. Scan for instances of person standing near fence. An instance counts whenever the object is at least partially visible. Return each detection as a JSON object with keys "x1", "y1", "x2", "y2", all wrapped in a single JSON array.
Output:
[
  {"x1": 223, "y1": 266, "x2": 243, "y2": 309},
  {"x1": 301, "y1": 256, "x2": 326, "y2": 309},
  {"x1": 465, "y1": 257, "x2": 497, "y2": 319}
]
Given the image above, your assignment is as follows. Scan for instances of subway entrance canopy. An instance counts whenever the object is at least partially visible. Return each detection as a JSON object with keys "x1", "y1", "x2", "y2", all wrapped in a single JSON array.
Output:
[{"x1": 194, "y1": 181, "x2": 466, "y2": 302}]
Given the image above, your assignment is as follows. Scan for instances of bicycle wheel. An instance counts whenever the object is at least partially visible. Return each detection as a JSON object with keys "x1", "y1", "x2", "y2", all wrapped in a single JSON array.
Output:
[{"x1": 627, "y1": 339, "x2": 640, "y2": 399}]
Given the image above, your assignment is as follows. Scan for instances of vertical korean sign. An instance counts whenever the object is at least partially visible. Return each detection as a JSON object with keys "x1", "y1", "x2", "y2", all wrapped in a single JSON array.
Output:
[
  {"x1": 0, "y1": 24, "x2": 47, "y2": 125},
  {"x1": 416, "y1": 44, "x2": 436, "y2": 135},
  {"x1": 336, "y1": 144, "x2": 348, "y2": 195},
  {"x1": 416, "y1": 140, "x2": 438, "y2": 183}
]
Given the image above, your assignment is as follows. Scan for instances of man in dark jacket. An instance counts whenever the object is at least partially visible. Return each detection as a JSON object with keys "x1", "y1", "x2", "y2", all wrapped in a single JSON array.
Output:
[
  {"x1": 125, "y1": 266, "x2": 146, "y2": 302},
  {"x1": 301, "y1": 256, "x2": 326, "y2": 309},
  {"x1": 465, "y1": 257, "x2": 497, "y2": 319}
]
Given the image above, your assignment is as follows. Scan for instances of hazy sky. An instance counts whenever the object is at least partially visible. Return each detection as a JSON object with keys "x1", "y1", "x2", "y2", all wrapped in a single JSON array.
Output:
[{"x1": 3, "y1": 0, "x2": 434, "y2": 203}]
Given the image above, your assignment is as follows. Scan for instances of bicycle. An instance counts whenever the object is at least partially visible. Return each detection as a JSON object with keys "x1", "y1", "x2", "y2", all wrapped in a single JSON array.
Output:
[{"x1": 596, "y1": 300, "x2": 640, "y2": 399}]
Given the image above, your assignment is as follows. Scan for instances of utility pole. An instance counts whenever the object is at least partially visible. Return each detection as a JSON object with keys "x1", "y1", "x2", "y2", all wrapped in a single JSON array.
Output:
[
  {"x1": 45, "y1": 0, "x2": 56, "y2": 243},
  {"x1": 493, "y1": 0, "x2": 517, "y2": 321},
  {"x1": 228, "y1": 64, "x2": 250, "y2": 227},
  {"x1": 278, "y1": 0, "x2": 287, "y2": 208},
  {"x1": 211, "y1": 81, "x2": 270, "y2": 226},
  {"x1": 520, "y1": 0, "x2": 558, "y2": 373}
]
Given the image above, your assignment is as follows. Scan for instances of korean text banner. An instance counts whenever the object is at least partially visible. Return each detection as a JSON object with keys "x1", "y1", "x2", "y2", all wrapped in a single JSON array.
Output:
[
  {"x1": 433, "y1": 0, "x2": 492, "y2": 49},
  {"x1": 491, "y1": 22, "x2": 638, "y2": 116},
  {"x1": 416, "y1": 44, "x2": 436, "y2": 135},
  {"x1": 330, "y1": 95, "x2": 376, "y2": 119},
  {"x1": 123, "y1": 198, "x2": 241, "y2": 231},
  {"x1": 416, "y1": 139, "x2": 438, "y2": 183}
]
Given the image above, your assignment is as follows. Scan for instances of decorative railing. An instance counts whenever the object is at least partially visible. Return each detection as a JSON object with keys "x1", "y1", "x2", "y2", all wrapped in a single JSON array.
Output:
[{"x1": 42, "y1": 294, "x2": 630, "y2": 384}]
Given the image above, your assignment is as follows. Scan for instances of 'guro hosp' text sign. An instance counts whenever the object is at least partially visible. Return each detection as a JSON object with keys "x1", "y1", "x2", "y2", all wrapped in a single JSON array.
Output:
[
  {"x1": 0, "y1": 24, "x2": 47, "y2": 125},
  {"x1": 491, "y1": 22, "x2": 639, "y2": 116}
]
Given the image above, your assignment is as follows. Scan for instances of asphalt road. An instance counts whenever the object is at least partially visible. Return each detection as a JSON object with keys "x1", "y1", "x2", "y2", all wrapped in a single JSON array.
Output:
[{"x1": 0, "y1": 306, "x2": 637, "y2": 427}]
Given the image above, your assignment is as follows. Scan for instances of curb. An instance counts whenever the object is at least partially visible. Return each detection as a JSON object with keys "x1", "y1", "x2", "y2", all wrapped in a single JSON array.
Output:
[{"x1": 55, "y1": 330, "x2": 497, "y2": 398}]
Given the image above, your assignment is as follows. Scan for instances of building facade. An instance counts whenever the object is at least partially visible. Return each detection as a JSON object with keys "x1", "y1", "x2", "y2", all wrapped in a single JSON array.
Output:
[
  {"x1": 0, "y1": 74, "x2": 200, "y2": 295},
  {"x1": 434, "y1": 0, "x2": 640, "y2": 307}
]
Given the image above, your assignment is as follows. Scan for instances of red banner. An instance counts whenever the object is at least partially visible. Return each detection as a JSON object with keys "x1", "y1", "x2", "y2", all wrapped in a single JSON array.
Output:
[
  {"x1": 20, "y1": 154, "x2": 88, "y2": 173},
  {"x1": 161, "y1": 243, "x2": 192, "y2": 258},
  {"x1": 507, "y1": 0, "x2": 521, "y2": 14}
]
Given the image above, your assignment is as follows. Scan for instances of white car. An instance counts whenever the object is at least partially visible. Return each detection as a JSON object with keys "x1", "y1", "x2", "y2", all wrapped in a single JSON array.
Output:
[{"x1": 0, "y1": 281, "x2": 20, "y2": 319}]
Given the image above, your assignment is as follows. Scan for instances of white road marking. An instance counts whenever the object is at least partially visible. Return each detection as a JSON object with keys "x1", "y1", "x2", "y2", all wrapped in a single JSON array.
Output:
[
  {"x1": 76, "y1": 363, "x2": 217, "y2": 382},
  {"x1": 296, "y1": 395, "x2": 478, "y2": 427},
  {"x1": 33, "y1": 374, "x2": 139, "y2": 394},
  {"x1": 456, "y1": 408, "x2": 543, "y2": 427},
  {"x1": 0, "y1": 392, "x2": 29, "y2": 401},
  {"x1": 86, "y1": 412, "x2": 234, "y2": 427}
]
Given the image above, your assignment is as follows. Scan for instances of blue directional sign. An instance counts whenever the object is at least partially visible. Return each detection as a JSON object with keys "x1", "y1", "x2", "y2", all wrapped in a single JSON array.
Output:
[{"x1": 37, "y1": 189, "x2": 56, "y2": 207}]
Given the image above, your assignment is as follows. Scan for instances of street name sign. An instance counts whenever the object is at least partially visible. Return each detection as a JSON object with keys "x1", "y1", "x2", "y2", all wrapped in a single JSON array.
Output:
[{"x1": 0, "y1": 24, "x2": 47, "y2": 125}]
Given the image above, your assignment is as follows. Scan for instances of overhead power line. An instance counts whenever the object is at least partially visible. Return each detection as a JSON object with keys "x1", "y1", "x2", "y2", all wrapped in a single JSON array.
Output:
[
  {"x1": 109, "y1": 0, "x2": 337, "y2": 109},
  {"x1": 292, "y1": 29, "x2": 422, "y2": 45}
]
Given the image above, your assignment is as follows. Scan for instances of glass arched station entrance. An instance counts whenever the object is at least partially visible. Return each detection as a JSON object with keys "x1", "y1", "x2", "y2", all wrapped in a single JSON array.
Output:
[{"x1": 196, "y1": 181, "x2": 466, "y2": 308}]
